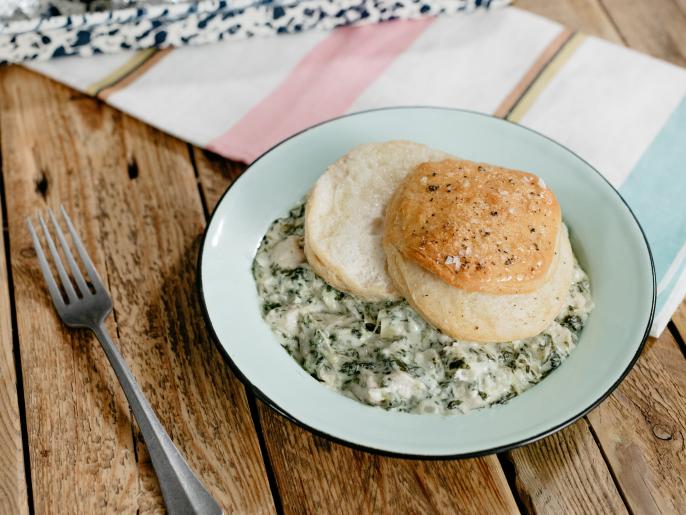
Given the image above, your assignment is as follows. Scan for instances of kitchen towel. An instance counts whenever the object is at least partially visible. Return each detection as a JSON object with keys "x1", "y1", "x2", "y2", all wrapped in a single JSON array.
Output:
[{"x1": 27, "y1": 6, "x2": 686, "y2": 337}]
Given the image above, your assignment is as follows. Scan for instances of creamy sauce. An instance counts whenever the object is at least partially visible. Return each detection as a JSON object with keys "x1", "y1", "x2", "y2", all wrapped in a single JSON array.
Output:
[{"x1": 253, "y1": 203, "x2": 594, "y2": 415}]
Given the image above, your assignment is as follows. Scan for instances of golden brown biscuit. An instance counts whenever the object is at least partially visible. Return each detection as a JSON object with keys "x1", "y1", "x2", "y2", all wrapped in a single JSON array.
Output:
[{"x1": 384, "y1": 159, "x2": 561, "y2": 295}]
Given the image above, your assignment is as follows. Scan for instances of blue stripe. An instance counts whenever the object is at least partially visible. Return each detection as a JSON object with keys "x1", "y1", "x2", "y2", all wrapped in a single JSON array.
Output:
[{"x1": 620, "y1": 95, "x2": 686, "y2": 314}]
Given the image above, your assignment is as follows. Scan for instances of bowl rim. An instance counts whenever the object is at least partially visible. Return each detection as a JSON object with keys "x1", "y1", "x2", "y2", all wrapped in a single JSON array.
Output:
[{"x1": 196, "y1": 106, "x2": 656, "y2": 460}]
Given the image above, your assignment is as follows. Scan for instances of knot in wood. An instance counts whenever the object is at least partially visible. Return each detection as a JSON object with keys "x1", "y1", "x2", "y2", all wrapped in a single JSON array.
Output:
[{"x1": 651, "y1": 424, "x2": 673, "y2": 441}]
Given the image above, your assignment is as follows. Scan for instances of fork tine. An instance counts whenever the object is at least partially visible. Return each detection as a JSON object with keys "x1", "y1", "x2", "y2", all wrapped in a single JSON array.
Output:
[
  {"x1": 59, "y1": 205, "x2": 106, "y2": 292},
  {"x1": 27, "y1": 219, "x2": 66, "y2": 308},
  {"x1": 38, "y1": 212, "x2": 77, "y2": 302},
  {"x1": 48, "y1": 208, "x2": 89, "y2": 296}
]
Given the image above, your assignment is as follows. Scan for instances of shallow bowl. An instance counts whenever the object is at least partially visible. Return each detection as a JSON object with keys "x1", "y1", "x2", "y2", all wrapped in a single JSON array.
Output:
[{"x1": 198, "y1": 107, "x2": 655, "y2": 457}]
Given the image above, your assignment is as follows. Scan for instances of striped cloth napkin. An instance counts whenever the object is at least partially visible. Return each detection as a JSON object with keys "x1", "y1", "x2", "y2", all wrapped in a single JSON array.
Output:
[{"x1": 28, "y1": 7, "x2": 686, "y2": 337}]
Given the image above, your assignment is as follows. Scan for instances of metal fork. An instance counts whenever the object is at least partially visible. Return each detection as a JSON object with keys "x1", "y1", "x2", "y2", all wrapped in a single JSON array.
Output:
[{"x1": 28, "y1": 207, "x2": 223, "y2": 515}]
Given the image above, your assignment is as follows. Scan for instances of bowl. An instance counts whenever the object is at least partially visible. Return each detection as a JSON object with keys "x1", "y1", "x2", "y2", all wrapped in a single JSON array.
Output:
[{"x1": 198, "y1": 107, "x2": 655, "y2": 458}]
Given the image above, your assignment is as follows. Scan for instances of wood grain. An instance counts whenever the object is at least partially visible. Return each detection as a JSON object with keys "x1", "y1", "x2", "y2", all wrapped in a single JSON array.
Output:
[
  {"x1": 89, "y1": 105, "x2": 275, "y2": 514},
  {"x1": 672, "y1": 303, "x2": 686, "y2": 346},
  {"x1": 515, "y1": 0, "x2": 622, "y2": 43},
  {"x1": 651, "y1": 331, "x2": 686, "y2": 392},
  {"x1": 193, "y1": 148, "x2": 520, "y2": 515},
  {"x1": 0, "y1": 66, "x2": 275, "y2": 513},
  {"x1": 520, "y1": 0, "x2": 686, "y2": 67},
  {"x1": 0, "y1": 140, "x2": 29, "y2": 513},
  {"x1": 192, "y1": 148, "x2": 247, "y2": 215},
  {"x1": 260, "y1": 408, "x2": 519, "y2": 514},
  {"x1": 505, "y1": 419, "x2": 626, "y2": 514},
  {"x1": 0, "y1": 65, "x2": 141, "y2": 515},
  {"x1": 599, "y1": 0, "x2": 686, "y2": 66},
  {"x1": 587, "y1": 331, "x2": 686, "y2": 514}
]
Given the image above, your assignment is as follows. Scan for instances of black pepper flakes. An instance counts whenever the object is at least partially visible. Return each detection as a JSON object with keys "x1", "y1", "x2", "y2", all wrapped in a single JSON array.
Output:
[
  {"x1": 490, "y1": 211, "x2": 498, "y2": 216},
  {"x1": 427, "y1": 184, "x2": 439, "y2": 192}
]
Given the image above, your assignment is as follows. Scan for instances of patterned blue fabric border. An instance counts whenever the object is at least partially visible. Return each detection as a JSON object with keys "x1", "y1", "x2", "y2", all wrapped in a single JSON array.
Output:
[{"x1": 0, "y1": 0, "x2": 509, "y2": 64}]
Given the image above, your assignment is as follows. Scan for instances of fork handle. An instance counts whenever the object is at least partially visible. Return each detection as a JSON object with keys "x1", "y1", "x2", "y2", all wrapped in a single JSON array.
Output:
[{"x1": 93, "y1": 323, "x2": 223, "y2": 515}]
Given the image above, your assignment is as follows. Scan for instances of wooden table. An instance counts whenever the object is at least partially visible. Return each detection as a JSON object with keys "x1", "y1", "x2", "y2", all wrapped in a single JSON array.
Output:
[{"x1": 1, "y1": 1, "x2": 685, "y2": 513}]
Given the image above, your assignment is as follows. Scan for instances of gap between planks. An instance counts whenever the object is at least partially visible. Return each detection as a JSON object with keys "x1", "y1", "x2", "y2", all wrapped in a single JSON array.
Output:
[
  {"x1": 0, "y1": 112, "x2": 32, "y2": 515},
  {"x1": 186, "y1": 142, "x2": 285, "y2": 514}
]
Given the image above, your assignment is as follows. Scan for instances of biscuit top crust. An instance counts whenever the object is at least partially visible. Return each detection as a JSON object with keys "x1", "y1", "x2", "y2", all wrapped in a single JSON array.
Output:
[{"x1": 384, "y1": 159, "x2": 561, "y2": 294}]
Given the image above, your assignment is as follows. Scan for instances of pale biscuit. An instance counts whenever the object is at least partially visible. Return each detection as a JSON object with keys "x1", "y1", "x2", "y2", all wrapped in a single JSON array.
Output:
[
  {"x1": 305, "y1": 141, "x2": 452, "y2": 300},
  {"x1": 384, "y1": 225, "x2": 574, "y2": 342}
]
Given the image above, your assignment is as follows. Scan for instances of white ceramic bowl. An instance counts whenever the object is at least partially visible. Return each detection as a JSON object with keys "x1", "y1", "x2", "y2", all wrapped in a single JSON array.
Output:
[{"x1": 198, "y1": 107, "x2": 655, "y2": 458}]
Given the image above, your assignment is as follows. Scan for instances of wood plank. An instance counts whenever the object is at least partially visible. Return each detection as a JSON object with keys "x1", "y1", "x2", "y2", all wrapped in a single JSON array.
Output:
[
  {"x1": 516, "y1": 0, "x2": 623, "y2": 43},
  {"x1": 0, "y1": 66, "x2": 275, "y2": 513},
  {"x1": 599, "y1": 0, "x2": 686, "y2": 66},
  {"x1": 505, "y1": 419, "x2": 626, "y2": 514},
  {"x1": 587, "y1": 331, "x2": 686, "y2": 514},
  {"x1": 193, "y1": 149, "x2": 247, "y2": 215},
  {"x1": 672, "y1": 303, "x2": 686, "y2": 346},
  {"x1": 651, "y1": 331, "x2": 686, "y2": 392},
  {"x1": 193, "y1": 147, "x2": 520, "y2": 515},
  {"x1": 0, "y1": 66, "x2": 141, "y2": 514},
  {"x1": 88, "y1": 103, "x2": 275, "y2": 514},
  {"x1": 261, "y1": 408, "x2": 518, "y2": 514},
  {"x1": 0, "y1": 130, "x2": 29, "y2": 513},
  {"x1": 665, "y1": 299, "x2": 686, "y2": 346}
]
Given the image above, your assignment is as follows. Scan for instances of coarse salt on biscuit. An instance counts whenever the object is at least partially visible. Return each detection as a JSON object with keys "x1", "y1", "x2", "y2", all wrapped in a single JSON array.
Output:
[{"x1": 383, "y1": 158, "x2": 574, "y2": 342}]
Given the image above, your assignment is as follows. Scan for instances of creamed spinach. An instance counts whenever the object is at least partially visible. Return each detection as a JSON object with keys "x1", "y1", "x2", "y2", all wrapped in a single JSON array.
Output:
[{"x1": 252, "y1": 203, "x2": 594, "y2": 414}]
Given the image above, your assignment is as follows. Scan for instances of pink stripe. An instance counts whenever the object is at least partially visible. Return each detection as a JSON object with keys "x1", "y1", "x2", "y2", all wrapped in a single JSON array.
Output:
[{"x1": 207, "y1": 18, "x2": 434, "y2": 162}]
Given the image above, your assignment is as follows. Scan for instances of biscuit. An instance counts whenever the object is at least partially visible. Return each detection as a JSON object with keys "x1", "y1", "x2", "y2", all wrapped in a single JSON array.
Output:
[
  {"x1": 305, "y1": 141, "x2": 452, "y2": 300},
  {"x1": 384, "y1": 159, "x2": 561, "y2": 295},
  {"x1": 383, "y1": 158, "x2": 573, "y2": 342},
  {"x1": 384, "y1": 225, "x2": 574, "y2": 342}
]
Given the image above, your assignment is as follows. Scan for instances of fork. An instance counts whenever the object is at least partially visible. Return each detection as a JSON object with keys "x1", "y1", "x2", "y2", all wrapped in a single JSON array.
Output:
[{"x1": 28, "y1": 207, "x2": 223, "y2": 515}]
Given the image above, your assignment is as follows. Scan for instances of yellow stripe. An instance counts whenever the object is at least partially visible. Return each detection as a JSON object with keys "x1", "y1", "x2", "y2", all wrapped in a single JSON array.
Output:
[
  {"x1": 507, "y1": 33, "x2": 587, "y2": 123},
  {"x1": 84, "y1": 48, "x2": 158, "y2": 96}
]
